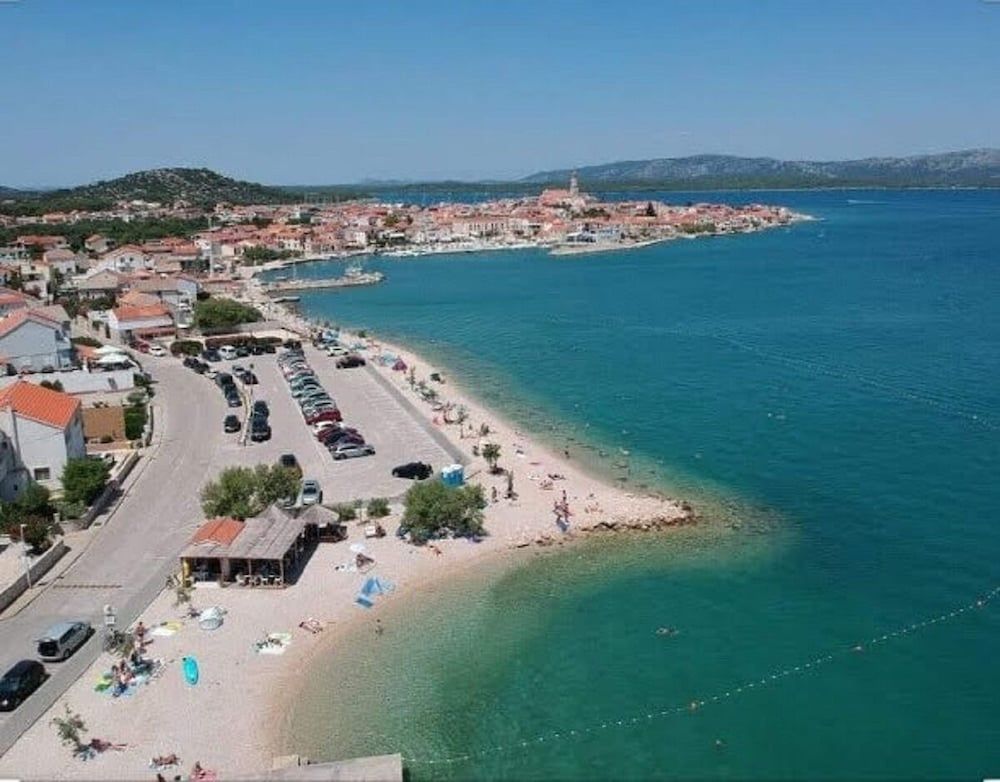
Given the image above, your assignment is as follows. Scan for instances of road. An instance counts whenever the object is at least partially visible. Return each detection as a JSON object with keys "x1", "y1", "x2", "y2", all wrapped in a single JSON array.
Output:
[
  {"x1": 0, "y1": 357, "x2": 225, "y2": 756},
  {"x1": 0, "y1": 346, "x2": 461, "y2": 756}
]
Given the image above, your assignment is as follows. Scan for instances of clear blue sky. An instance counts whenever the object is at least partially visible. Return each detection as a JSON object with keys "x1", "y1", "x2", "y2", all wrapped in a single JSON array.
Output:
[{"x1": 2, "y1": 0, "x2": 998, "y2": 187}]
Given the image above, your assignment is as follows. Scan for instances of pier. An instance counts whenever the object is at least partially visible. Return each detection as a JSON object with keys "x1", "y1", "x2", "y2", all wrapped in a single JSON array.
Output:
[{"x1": 263, "y1": 271, "x2": 385, "y2": 294}]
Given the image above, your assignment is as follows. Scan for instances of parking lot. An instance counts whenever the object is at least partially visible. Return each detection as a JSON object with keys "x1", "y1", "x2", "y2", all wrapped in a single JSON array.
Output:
[{"x1": 204, "y1": 345, "x2": 459, "y2": 502}]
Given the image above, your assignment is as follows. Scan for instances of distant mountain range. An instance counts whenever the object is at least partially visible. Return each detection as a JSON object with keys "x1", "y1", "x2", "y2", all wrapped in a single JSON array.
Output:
[
  {"x1": 0, "y1": 167, "x2": 294, "y2": 216},
  {"x1": 522, "y1": 149, "x2": 1000, "y2": 188}
]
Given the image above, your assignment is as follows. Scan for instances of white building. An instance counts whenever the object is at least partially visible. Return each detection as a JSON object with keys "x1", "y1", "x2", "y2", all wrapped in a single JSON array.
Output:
[
  {"x1": 94, "y1": 245, "x2": 152, "y2": 274},
  {"x1": 107, "y1": 302, "x2": 174, "y2": 341},
  {"x1": 0, "y1": 380, "x2": 86, "y2": 497},
  {"x1": 0, "y1": 309, "x2": 75, "y2": 372}
]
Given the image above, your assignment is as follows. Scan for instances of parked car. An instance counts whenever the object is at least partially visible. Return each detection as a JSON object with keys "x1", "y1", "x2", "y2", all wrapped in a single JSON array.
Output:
[
  {"x1": 278, "y1": 453, "x2": 299, "y2": 472},
  {"x1": 215, "y1": 372, "x2": 234, "y2": 389},
  {"x1": 241, "y1": 372, "x2": 258, "y2": 385},
  {"x1": 231, "y1": 364, "x2": 246, "y2": 376},
  {"x1": 218, "y1": 345, "x2": 237, "y2": 360},
  {"x1": 312, "y1": 420, "x2": 338, "y2": 436},
  {"x1": 336, "y1": 355, "x2": 367, "y2": 369},
  {"x1": 392, "y1": 462, "x2": 434, "y2": 480},
  {"x1": 326, "y1": 346, "x2": 349, "y2": 357},
  {"x1": 202, "y1": 350, "x2": 221, "y2": 363},
  {"x1": 331, "y1": 442, "x2": 376, "y2": 460},
  {"x1": 252, "y1": 400, "x2": 269, "y2": 418},
  {"x1": 224, "y1": 414, "x2": 241, "y2": 433},
  {"x1": 133, "y1": 341, "x2": 151, "y2": 354},
  {"x1": 250, "y1": 420, "x2": 272, "y2": 442},
  {"x1": 148, "y1": 344, "x2": 167, "y2": 357},
  {"x1": 319, "y1": 427, "x2": 362, "y2": 446},
  {"x1": 36, "y1": 621, "x2": 91, "y2": 662},
  {"x1": 0, "y1": 660, "x2": 46, "y2": 711},
  {"x1": 299, "y1": 478, "x2": 323, "y2": 506},
  {"x1": 235, "y1": 345, "x2": 250, "y2": 358},
  {"x1": 305, "y1": 409, "x2": 342, "y2": 425}
]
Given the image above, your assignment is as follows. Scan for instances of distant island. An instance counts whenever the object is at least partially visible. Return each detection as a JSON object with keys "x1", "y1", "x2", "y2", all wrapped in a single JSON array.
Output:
[{"x1": 521, "y1": 148, "x2": 1000, "y2": 189}]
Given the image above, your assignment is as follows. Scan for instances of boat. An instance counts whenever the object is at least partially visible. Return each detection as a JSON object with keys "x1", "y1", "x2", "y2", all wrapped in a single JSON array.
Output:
[{"x1": 272, "y1": 295, "x2": 301, "y2": 303}]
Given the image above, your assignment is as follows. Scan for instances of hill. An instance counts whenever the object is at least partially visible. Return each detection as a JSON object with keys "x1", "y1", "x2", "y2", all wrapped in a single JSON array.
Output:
[
  {"x1": 1, "y1": 168, "x2": 294, "y2": 216},
  {"x1": 0, "y1": 186, "x2": 22, "y2": 198},
  {"x1": 522, "y1": 149, "x2": 1000, "y2": 188}
]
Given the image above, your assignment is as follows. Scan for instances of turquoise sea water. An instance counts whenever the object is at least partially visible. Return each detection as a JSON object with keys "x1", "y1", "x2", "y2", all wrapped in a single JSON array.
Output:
[{"x1": 281, "y1": 191, "x2": 1000, "y2": 779}]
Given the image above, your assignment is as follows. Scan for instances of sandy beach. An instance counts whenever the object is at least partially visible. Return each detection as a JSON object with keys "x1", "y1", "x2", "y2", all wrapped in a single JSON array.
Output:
[{"x1": 0, "y1": 274, "x2": 692, "y2": 780}]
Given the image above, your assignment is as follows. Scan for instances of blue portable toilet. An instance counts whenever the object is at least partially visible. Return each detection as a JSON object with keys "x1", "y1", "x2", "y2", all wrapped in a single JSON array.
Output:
[{"x1": 440, "y1": 464, "x2": 464, "y2": 487}]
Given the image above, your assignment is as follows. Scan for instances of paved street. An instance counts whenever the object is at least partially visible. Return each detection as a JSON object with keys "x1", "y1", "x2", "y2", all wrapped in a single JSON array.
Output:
[{"x1": 0, "y1": 345, "x2": 459, "y2": 755}]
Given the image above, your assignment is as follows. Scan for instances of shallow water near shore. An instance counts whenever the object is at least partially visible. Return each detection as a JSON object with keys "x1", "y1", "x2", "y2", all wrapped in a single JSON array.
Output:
[{"x1": 279, "y1": 190, "x2": 1000, "y2": 779}]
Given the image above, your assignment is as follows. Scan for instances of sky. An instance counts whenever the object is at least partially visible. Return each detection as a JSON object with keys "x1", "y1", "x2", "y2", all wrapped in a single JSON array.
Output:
[{"x1": 2, "y1": 0, "x2": 999, "y2": 187}]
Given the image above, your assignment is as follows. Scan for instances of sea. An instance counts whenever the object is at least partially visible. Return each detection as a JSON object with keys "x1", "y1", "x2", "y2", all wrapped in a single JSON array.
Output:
[{"x1": 276, "y1": 190, "x2": 1000, "y2": 780}]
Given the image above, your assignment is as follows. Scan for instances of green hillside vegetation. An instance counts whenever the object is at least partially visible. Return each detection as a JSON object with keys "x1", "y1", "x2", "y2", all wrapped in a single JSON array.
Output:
[{"x1": 1, "y1": 167, "x2": 295, "y2": 216}]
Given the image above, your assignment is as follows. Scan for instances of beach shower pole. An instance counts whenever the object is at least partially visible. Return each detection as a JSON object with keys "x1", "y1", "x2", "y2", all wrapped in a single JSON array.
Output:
[{"x1": 20, "y1": 522, "x2": 31, "y2": 589}]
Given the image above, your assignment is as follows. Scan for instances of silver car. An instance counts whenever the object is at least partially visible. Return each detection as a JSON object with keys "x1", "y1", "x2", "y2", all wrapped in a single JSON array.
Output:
[
  {"x1": 37, "y1": 621, "x2": 91, "y2": 661},
  {"x1": 332, "y1": 443, "x2": 376, "y2": 461}
]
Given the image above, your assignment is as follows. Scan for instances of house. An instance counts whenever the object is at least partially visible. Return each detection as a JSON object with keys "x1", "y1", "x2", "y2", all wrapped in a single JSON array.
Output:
[
  {"x1": 0, "y1": 308, "x2": 74, "y2": 372},
  {"x1": 107, "y1": 302, "x2": 174, "y2": 341},
  {"x1": 0, "y1": 288, "x2": 35, "y2": 317},
  {"x1": 41, "y1": 248, "x2": 84, "y2": 276},
  {"x1": 72, "y1": 269, "x2": 125, "y2": 300},
  {"x1": 14, "y1": 235, "x2": 68, "y2": 253},
  {"x1": 84, "y1": 234, "x2": 113, "y2": 255},
  {"x1": 130, "y1": 275, "x2": 200, "y2": 306},
  {"x1": 0, "y1": 380, "x2": 86, "y2": 496},
  {"x1": 94, "y1": 245, "x2": 152, "y2": 274}
]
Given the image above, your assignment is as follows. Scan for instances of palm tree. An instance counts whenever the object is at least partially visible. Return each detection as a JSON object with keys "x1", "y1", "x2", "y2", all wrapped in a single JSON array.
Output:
[{"x1": 482, "y1": 442, "x2": 501, "y2": 473}]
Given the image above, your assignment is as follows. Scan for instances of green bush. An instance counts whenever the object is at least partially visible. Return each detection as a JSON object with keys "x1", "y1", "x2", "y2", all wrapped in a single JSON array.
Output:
[
  {"x1": 367, "y1": 497, "x2": 390, "y2": 518},
  {"x1": 401, "y1": 482, "x2": 486, "y2": 545},
  {"x1": 56, "y1": 500, "x2": 86, "y2": 520},
  {"x1": 124, "y1": 404, "x2": 147, "y2": 440},
  {"x1": 332, "y1": 503, "x2": 357, "y2": 522},
  {"x1": 170, "y1": 339, "x2": 203, "y2": 356},
  {"x1": 194, "y1": 297, "x2": 262, "y2": 331},
  {"x1": 61, "y1": 458, "x2": 111, "y2": 506},
  {"x1": 20, "y1": 516, "x2": 53, "y2": 553}
]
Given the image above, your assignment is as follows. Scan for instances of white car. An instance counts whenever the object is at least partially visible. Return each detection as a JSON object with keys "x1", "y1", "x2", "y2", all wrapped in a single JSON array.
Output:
[
  {"x1": 326, "y1": 346, "x2": 349, "y2": 357},
  {"x1": 148, "y1": 344, "x2": 166, "y2": 357}
]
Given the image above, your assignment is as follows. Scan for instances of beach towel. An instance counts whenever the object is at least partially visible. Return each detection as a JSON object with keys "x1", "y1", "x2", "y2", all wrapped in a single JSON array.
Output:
[
  {"x1": 254, "y1": 632, "x2": 292, "y2": 654},
  {"x1": 150, "y1": 621, "x2": 182, "y2": 637}
]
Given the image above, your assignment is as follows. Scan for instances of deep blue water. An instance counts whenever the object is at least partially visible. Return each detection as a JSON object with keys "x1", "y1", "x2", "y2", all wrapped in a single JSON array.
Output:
[{"x1": 282, "y1": 191, "x2": 1000, "y2": 779}]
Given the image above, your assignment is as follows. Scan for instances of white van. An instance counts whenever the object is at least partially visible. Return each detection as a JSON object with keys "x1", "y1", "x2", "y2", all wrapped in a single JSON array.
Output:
[{"x1": 218, "y1": 345, "x2": 237, "y2": 360}]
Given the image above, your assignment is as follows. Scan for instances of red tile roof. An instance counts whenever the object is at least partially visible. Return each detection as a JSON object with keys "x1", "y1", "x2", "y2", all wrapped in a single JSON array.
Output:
[
  {"x1": 0, "y1": 380, "x2": 80, "y2": 429},
  {"x1": 191, "y1": 518, "x2": 245, "y2": 546},
  {"x1": 112, "y1": 304, "x2": 172, "y2": 321}
]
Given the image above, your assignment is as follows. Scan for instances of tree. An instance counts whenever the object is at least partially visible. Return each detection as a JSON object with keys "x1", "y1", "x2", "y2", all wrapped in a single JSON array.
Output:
[
  {"x1": 39, "y1": 379, "x2": 65, "y2": 392},
  {"x1": 61, "y1": 458, "x2": 111, "y2": 506},
  {"x1": 17, "y1": 482, "x2": 54, "y2": 520},
  {"x1": 200, "y1": 465, "x2": 300, "y2": 519},
  {"x1": 193, "y1": 297, "x2": 262, "y2": 331},
  {"x1": 481, "y1": 442, "x2": 502, "y2": 473},
  {"x1": 51, "y1": 705, "x2": 87, "y2": 755},
  {"x1": 644, "y1": 201, "x2": 656, "y2": 217},
  {"x1": 19, "y1": 516, "x2": 54, "y2": 553},
  {"x1": 401, "y1": 482, "x2": 486, "y2": 545}
]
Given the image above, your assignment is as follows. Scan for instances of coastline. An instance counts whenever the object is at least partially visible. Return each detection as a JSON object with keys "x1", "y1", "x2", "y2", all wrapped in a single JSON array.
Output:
[{"x1": 0, "y1": 275, "x2": 695, "y2": 782}]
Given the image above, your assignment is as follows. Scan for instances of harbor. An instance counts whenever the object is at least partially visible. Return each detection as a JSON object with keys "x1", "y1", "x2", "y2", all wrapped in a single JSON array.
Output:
[{"x1": 262, "y1": 269, "x2": 385, "y2": 295}]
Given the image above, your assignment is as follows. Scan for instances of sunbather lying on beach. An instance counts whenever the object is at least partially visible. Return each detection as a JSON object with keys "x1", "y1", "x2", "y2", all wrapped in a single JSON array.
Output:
[
  {"x1": 299, "y1": 618, "x2": 323, "y2": 634},
  {"x1": 87, "y1": 738, "x2": 127, "y2": 752}
]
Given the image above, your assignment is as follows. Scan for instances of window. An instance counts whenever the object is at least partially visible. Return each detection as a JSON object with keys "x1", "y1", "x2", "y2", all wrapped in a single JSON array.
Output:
[{"x1": 33, "y1": 467, "x2": 51, "y2": 481}]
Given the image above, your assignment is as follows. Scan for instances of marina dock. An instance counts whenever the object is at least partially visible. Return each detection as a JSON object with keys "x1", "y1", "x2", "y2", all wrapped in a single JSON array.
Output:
[{"x1": 263, "y1": 271, "x2": 385, "y2": 294}]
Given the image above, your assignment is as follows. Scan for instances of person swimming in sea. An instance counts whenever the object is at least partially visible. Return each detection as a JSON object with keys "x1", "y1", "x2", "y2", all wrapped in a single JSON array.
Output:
[{"x1": 656, "y1": 626, "x2": 679, "y2": 637}]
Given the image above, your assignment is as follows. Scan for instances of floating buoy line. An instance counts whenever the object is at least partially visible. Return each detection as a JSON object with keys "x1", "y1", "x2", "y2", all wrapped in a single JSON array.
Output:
[{"x1": 403, "y1": 584, "x2": 998, "y2": 767}]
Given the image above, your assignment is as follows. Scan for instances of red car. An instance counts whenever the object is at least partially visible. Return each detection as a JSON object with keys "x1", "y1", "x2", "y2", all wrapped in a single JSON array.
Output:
[{"x1": 305, "y1": 408, "x2": 342, "y2": 425}]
